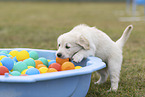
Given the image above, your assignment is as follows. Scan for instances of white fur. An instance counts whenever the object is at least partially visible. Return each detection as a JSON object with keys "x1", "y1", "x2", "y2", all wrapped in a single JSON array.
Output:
[{"x1": 56, "y1": 24, "x2": 133, "y2": 91}]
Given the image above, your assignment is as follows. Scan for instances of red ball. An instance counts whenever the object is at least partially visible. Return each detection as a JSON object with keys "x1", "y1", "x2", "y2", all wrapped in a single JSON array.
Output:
[
  {"x1": 20, "y1": 74, "x2": 28, "y2": 76},
  {"x1": 0, "y1": 66, "x2": 9, "y2": 75},
  {"x1": 49, "y1": 63, "x2": 61, "y2": 71}
]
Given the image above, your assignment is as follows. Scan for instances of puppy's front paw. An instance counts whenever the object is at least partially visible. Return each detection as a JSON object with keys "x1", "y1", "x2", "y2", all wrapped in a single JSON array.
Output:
[
  {"x1": 72, "y1": 54, "x2": 84, "y2": 63},
  {"x1": 107, "y1": 88, "x2": 117, "y2": 92}
]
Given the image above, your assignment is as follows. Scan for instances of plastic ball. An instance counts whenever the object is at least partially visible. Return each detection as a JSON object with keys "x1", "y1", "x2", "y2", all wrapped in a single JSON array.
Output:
[
  {"x1": 49, "y1": 63, "x2": 61, "y2": 71},
  {"x1": 9, "y1": 50, "x2": 19, "y2": 57},
  {"x1": 13, "y1": 62, "x2": 28, "y2": 72},
  {"x1": 47, "y1": 60, "x2": 51, "y2": 62},
  {"x1": 0, "y1": 55, "x2": 6, "y2": 60},
  {"x1": 7, "y1": 54, "x2": 12, "y2": 57},
  {"x1": 29, "y1": 51, "x2": 39, "y2": 60},
  {"x1": 36, "y1": 64, "x2": 47, "y2": 69},
  {"x1": 1, "y1": 57, "x2": 14, "y2": 71},
  {"x1": 0, "y1": 66, "x2": 9, "y2": 75},
  {"x1": 75, "y1": 66, "x2": 82, "y2": 69},
  {"x1": 10, "y1": 71, "x2": 21, "y2": 76},
  {"x1": 38, "y1": 57, "x2": 48, "y2": 67},
  {"x1": 0, "y1": 53, "x2": 8, "y2": 57},
  {"x1": 9, "y1": 57, "x2": 13, "y2": 59},
  {"x1": 38, "y1": 67, "x2": 48, "y2": 74},
  {"x1": 61, "y1": 62, "x2": 75, "y2": 71},
  {"x1": 48, "y1": 60, "x2": 56, "y2": 66},
  {"x1": 21, "y1": 69, "x2": 28, "y2": 74},
  {"x1": 0, "y1": 62, "x2": 3, "y2": 66},
  {"x1": 20, "y1": 74, "x2": 28, "y2": 76},
  {"x1": 28, "y1": 66, "x2": 34, "y2": 69},
  {"x1": 0, "y1": 51, "x2": 8, "y2": 54},
  {"x1": 10, "y1": 69, "x2": 13, "y2": 72},
  {"x1": 35, "y1": 60, "x2": 43, "y2": 68},
  {"x1": 47, "y1": 68, "x2": 58, "y2": 73},
  {"x1": 26, "y1": 68, "x2": 40, "y2": 75},
  {"x1": 13, "y1": 56, "x2": 18, "y2": 62},
  {"x1": 56, "y1": 57, "x2": 69, "y2": 65},
  {"x1": 16, "y1": 50, "x2": 29, "y2": 61},
  {"x1": 23, "y1": 58, "x2": 36, "y2": 67}
]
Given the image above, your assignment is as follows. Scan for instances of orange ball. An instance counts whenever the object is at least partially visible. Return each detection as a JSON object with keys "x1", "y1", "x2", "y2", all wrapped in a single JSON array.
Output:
[
  {"x1": 61, "y1": 62, "x2": 75, "y2": 71},
  {"x1": 49, "y1": 63, "x2": 61, "y2": 71},
  {"x1": 34, "y1": 60, "x2": 43, "y2": 68},
  {"x1": 36, "y1": 64, "x2": 47, "y2": 69},
  {"x1": 47, "y1": 68, "x2": 58, "y2": 73},
  {"x1": 56, "y1": 57, "x2": 69, "y2": 65}
]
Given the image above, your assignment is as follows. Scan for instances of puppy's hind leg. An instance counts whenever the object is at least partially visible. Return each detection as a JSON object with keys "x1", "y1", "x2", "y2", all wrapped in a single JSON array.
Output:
[
  {"x1": 108, "y1": 55, "x2": 122, "y2": 92},
  {"x1": 94, "y1": 68, "x2": 108, "y2": 84}
]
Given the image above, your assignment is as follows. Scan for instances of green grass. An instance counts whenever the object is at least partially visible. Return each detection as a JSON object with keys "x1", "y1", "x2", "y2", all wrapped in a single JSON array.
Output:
[{"x1": 0, "y1": 1, "x2": 144, "y2": 97}]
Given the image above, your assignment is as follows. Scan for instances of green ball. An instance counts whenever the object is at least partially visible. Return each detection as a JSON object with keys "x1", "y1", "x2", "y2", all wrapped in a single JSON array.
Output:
[
  {"x1": 29, "y1": 51, "x2": 39, "y2": 60},
  {"x1": 10, "y1": 71, "x2": 21, "y2": 76},
  {"x1": 13, "y1": 62, "x2": 28, "y2": 73},
  {"x1": 0, "y1": 51, "x2": 9, "y2": 54},
  {"x1": 23, "y1": 58, "x2": 36, "y2": 67},
  {"x1": 38, "y1": 57, "x2": 48, "y2": 67}
]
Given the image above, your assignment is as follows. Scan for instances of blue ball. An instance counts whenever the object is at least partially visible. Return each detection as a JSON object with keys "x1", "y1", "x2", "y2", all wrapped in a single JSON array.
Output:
[
  {"x1": 26, "y1": 68, "x2": 40, "y2": 75},
  {"x1": 1, "y1": 57, "x2": 14, "y2": 70},
  {"x1": 13, "y1": 56, "x2": 18, "y2": 62},
  {"x1": 0, "y1": 53, "x2": 8, "y2": 57},
  {"x1": 48, "y1": 60, "x2": 56, "y2": 67}
]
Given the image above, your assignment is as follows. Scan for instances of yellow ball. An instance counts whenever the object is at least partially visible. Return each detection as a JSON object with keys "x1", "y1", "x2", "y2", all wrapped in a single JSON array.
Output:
[
  {"x1": 38, "y1": 67, "x2": 48, "y2": 74},
  {"x1": 47, "y1": 60, "x2": 51, "y2": 62},
  {"x1": 10, "y1": 69, "x2": 13, "y2": 72},
  {"x1": 0, "y1": 62, "x2": 3, "y2": 66},
  {"x1": 9, "y1": 50, "x2": 19, "y2": 57},
  {"x1": 28, "y1": 66, "x2": 34, "y2": 69},
  {"x1": 0, "y1": 55, "x2": 6, "y2": 60},
  {"x1": 21, "y1": 69, "x2": 28, "y2": 74},
  {"x1": 75, "y1": 66, "x2": 82, "y2": 69},
  {"x1": 16, "y1": 50, "x2": 29, "y2": 61}
]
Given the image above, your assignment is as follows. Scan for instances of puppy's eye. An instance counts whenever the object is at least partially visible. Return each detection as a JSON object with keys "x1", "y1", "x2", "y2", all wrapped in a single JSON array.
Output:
[
  {"x1": 65, "y1": 45, "x2": 70, "y2": 49},
  {"x1": 58, "y1": 44, "x2": 60, "y2": 47}
]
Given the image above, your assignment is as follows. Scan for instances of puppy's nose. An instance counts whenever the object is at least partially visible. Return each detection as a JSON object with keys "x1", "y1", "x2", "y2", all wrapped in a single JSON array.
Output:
[{"x1": 57, "y1": 53, "x2": 62, "y2": 58}]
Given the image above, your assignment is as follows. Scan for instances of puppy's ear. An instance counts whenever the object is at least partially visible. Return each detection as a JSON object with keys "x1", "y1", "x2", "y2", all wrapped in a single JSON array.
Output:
[{"x1": 76, "y1": 35, "x2": 90, "y2": 50}]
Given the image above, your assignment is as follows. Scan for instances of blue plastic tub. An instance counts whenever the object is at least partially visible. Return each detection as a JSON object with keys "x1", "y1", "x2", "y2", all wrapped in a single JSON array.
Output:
[
  {"x1": 136, "y1": 0, "x2": 145, "y2": 5},
  {"x1": 0, "y1": 48, "x2": 106, "y2": 97}
]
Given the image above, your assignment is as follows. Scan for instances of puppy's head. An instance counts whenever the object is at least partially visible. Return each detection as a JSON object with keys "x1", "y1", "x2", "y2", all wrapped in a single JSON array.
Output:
[{"x1": 56, "y1": 33, "x2": 90, "y2": 60}]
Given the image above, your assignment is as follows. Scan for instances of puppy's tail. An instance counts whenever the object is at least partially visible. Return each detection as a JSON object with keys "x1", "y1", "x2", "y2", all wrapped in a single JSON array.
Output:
[{"x1": 116, "y1": 25, "x2": 133, "y2": 49}]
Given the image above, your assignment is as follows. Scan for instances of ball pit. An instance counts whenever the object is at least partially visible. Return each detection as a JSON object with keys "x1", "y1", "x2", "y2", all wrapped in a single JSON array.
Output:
[
  {"x1": 0, "y1": 49, "x2": 76, "y2": 76},
  {"x1": 0, "y1": 48, "x2": 106, "y2": 97}
]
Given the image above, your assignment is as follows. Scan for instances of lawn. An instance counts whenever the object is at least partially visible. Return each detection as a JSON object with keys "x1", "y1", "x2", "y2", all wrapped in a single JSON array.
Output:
[{"x1": 0, "y1": 1, "x2": 144, "y2": 97}]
